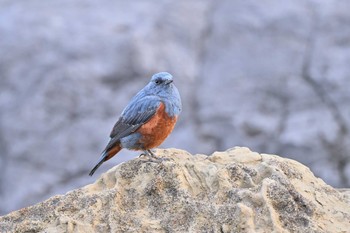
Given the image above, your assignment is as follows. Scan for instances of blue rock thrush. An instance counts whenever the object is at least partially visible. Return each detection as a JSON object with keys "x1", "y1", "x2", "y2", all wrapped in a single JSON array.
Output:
[{"x1": 89, "y1": 72, "x2": 182, "y2": 176}]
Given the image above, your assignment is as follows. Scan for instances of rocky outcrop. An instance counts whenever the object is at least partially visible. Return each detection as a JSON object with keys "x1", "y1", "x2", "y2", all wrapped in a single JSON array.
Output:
[{"x1": 1, "y1": 148, "x2": 349, "y2": 233}]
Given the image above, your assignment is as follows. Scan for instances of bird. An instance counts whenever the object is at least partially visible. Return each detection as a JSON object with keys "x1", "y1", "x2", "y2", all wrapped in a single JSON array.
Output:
[{"x1": 89, "y1": 72, "x2": 182, "y2": 176}]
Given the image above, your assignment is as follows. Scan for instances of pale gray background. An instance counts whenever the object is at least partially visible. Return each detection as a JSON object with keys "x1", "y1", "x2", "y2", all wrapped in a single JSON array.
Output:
[{"x1": 1, "y1": 0, "x2": 350, "y2": 215}]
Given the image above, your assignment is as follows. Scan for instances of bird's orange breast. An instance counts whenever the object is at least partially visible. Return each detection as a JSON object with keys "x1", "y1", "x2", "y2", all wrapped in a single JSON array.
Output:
[{"x1": 137, "y1": 102, "x2": 177, "y2": 149}]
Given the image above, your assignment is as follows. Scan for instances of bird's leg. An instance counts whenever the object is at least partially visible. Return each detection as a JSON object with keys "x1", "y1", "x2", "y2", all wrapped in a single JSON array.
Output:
[
  {"x1": 148, "y1": 149, "x2": 172, "y2": 162},
  {"x1": 147, "y1": 149, "x2": 157, "y2": 159},
  {"x1": 140, "y1": 149, "x2": 171, "y2": 163},
  {"x1": 138, "y1": 152, "x2": 147, "y2": 158},
  {"x1": 139, "y1": 150, "x2": 156, "y2": 159},
  {"x1": 139, "y1": 149, "x2": 159, "y2": 162}
]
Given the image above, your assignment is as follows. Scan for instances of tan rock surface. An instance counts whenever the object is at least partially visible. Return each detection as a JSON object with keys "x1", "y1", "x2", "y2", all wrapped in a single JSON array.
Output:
[{"x1": 1, "y1": 147, "x2": 349, "y2": 233}]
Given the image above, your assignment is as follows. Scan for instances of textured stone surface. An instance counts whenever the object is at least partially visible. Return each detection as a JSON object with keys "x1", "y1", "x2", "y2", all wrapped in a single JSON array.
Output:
[
  {"x1": 1, "y1": 0, "x2": 350, "y2": 215},
  {"x1": 0, "y1": 148, "x2": 349, "y2": 233}
]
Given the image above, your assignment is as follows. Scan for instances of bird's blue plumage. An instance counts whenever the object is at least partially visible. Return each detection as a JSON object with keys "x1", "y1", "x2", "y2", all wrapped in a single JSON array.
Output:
[{"x1": 120, "y1": 133, "x2": 142, "y2": 150}]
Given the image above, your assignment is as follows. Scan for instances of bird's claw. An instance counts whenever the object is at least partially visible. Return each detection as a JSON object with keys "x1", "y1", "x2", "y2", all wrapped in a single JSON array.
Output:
[{"x1": 139, "y1": 150, "x2": 172, "y2": 163}]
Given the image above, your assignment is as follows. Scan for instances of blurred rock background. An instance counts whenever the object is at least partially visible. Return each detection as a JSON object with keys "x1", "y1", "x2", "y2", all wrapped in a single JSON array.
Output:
[{"x1": 0, "y1": 0, "x2": 350, "y2": 215}]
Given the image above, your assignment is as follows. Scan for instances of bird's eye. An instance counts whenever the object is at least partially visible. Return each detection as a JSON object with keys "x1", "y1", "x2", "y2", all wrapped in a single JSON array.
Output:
[{"x1": 155, "y1": 79, "x2": 162, "y2": 84}]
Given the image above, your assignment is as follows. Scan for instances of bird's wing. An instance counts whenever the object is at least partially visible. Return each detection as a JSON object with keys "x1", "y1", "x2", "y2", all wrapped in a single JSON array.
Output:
[
  {"x1": 103, "y1": 96, "x2": 161, "y2": 153},
  {"x1": 109, "y1": 95, "x2": 161, "y2": 139}
]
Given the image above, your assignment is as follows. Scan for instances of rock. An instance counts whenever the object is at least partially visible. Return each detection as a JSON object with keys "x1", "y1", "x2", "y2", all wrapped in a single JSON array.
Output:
[{"x1": 1, "y1": 147, "x2": 349, "y2": 233}]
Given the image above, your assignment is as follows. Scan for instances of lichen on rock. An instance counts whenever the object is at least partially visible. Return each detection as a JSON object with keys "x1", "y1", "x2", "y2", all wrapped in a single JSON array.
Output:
[{"x1": 0, "y1": 147, "x2": 349, "y2": 233}]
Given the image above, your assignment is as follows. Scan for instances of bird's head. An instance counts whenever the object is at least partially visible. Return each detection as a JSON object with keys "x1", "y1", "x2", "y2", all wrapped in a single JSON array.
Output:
[
  {"x1": 147, "y1": 72, "x2": 175, "y2": 95},
  {"x1": 151, "y1": 72, "x2": 174, "y2": 86},
  {"x1": 143, "y1": 71, "x2": 181, "y2": 114}
]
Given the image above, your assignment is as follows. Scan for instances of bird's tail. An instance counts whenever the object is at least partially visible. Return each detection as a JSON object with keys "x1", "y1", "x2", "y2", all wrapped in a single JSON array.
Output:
[{"x1": 89, "y1": 144, "x2": 121, "y2": 176}]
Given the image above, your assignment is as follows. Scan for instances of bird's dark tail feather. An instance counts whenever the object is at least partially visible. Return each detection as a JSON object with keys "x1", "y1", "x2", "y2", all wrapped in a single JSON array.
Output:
[
  {"x1": 89, "y1": 151, "x2": 108, "y2": 176},
  {"x1": 89, "y1": 144, "x2": 122, "y2": 176}
]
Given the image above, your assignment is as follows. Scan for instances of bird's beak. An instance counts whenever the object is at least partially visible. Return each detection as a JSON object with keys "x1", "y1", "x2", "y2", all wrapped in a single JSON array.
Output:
[{"x1": 165, "y1": 80, "x2": 173, "y2": 85}]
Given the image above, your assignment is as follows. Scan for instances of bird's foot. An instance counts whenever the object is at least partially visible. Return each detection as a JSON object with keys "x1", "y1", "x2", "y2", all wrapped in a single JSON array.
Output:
[
  {"x1": 147, "y1": 150, "x2": 172, "y2": 162},
  {"x1": 139, "y1": 150, "x2": 157, "y2": 161},
  {"x1": 139, "y1": 149, "x2": 171, "y2": 163},
  {"x1": 147, "y1": 149, "x2": 158, "y2": 159}
]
